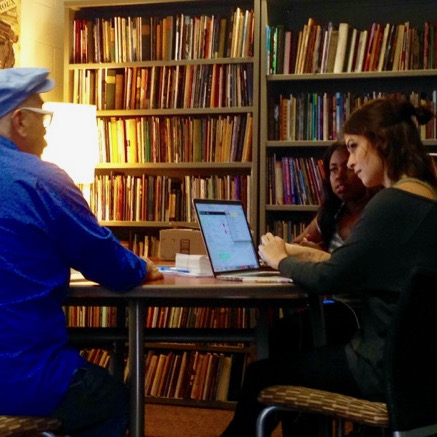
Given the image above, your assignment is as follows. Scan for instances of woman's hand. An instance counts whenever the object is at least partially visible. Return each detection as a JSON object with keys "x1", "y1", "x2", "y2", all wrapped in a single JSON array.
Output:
[
  {"x1": 142, "y1": 257, "x2": 164, "y2": 282},
  {"x1": 284, "y1": 242, "x2": 331, "y2": 263},
  {"x1": 258, "y1": 232, "x2": 288, "y2": 270},
  {"x1": 299, "y1": 238, "x2": 324, "y2": 251}
]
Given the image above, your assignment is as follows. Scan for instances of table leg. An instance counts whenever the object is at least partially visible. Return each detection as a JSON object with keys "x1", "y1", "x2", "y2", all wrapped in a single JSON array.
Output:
[
  {"x1": 308, "y1": 295, "x2": 327, "y2": 347},
  {"x1": 255, "y1": 308, "x2": 269, "y2": 360},
  {"x1": 129, "y1": 300, "x2": 145, "y2": 437}
]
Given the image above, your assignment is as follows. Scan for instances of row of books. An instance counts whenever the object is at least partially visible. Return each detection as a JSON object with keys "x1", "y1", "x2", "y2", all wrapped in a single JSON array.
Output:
[
  {"x1": 72, "y1": 63, "x2": 254, "y2": 110},
  {"x1": 65, "y1": 305, "x2": 253, "y2": 329},
  {"x1": 97, "y1": 114, "x2": 253, "y2": 164},
  {"x1": 269, "y1": 90, "x2": 437, "y2": 141},
  {"x1": 120, "y1": 233, "x2": 160, "y2": 258},
  {"x1": 90, "y1": 174, "x2": 251, "y2": 223},
  {"x1": 77, "y1": 347, "x2": 247, "y2": 402},
  {"x1": 145, "y1": 306, "x2": 254, "y2": 329},
  {"x1": 80, "y1": 348, "x2": 111, "y2": 369},
  {"x1": 145, "y1": 349, "x2": 247, "y2": 401},
  {"x1": 72, "y1": 8, "x2": 254, "y2": 64},
  {"x1": 64, "y1": 305, "x2": 118, "y2": 328},
  {"x1": 267, "y1": 220, "x2": 310, "y2": 243},
  {"x1": 267, "y1": 155, "x2": 325, "y2": 206},
  {"x1": 267, "y1": 18, "x2": 437, "y2": 74}
]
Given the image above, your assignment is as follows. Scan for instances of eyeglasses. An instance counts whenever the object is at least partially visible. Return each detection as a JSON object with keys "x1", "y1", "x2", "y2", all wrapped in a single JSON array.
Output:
[{"x1": 15, "y1": 107, "x2": 54, "y2": 128}]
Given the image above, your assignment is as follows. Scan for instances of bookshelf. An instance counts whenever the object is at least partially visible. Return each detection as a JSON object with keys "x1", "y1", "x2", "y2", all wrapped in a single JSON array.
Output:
[
  {"x1": 66, "y1": 303, "x2": 257, "y2": 408},
  {"x1": 64, "y1": 0, "x2": 260, "y2": 408},
  {"x1": 65, "y1": 298, "x2": 129, "y2": 381},
  {"x1": 64, "y1": 0, "x2": 260, "y2": 256},
  {"x1": 142, "y1": 342, "x2": 254, "y2": 407},
  {"x1": 259, "y1": 0, "x2": 437, "y2": 238}
]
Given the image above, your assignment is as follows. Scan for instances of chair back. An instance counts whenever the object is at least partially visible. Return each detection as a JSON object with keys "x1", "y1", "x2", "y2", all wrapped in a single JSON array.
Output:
[{"x1": 384, "y1": 266, "x2": 437, "y2": 431}]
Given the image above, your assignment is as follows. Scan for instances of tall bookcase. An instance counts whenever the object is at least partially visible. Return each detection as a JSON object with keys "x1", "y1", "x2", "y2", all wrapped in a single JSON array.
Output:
[
  {"x1": 64, "y1": 0, "x2": 260, "y2": 254},
  {"x1": 64, "y1": 0, "x2": 260, "y2": 408},
  {"x1": 259, "y1": 0, "x2": 437, "y2": 238}
]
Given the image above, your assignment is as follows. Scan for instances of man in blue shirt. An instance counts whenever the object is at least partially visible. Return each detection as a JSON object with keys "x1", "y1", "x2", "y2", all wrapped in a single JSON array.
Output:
[{"x1": 0, "y1": 67, "x2": 163, "y2": 436}]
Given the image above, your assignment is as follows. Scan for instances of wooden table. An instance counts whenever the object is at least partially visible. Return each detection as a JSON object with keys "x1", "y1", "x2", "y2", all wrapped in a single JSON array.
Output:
[{"x1": 69, "y1": 275, "x2": 322, "y2": 437}]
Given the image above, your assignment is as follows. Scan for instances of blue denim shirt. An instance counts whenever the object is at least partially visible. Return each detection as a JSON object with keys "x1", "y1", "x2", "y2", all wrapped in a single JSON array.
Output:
[{"x1": 0, "y1": 136, "x2": 146, "y2": 414}]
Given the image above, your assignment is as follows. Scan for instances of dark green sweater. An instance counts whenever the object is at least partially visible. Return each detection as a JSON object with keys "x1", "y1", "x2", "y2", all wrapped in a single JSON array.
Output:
[{"x1": 279, "y1": 188, "x2": 437, "y2": 399}]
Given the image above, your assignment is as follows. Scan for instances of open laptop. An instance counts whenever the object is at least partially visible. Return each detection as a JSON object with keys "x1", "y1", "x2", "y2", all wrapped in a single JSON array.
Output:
[{"x1": 193, "y1": 199, "x2": 293, "y2": 283}]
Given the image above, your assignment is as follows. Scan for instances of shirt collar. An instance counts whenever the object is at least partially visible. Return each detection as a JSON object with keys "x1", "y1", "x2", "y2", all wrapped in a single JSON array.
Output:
[{"x1": 0, "y1": 135, "x2": 20, "y2": 151}]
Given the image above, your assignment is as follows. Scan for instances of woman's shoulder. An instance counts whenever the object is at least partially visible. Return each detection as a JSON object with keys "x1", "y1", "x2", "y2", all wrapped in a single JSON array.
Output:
[
  {"x1": 392, "y1": 177, "x2": 437, "y2": 200},
  {"x1": 366, "y1": 186, "x2": 437, "y2": 216}
]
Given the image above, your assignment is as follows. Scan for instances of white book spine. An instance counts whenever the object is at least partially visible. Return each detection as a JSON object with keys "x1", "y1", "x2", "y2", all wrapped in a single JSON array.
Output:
[
  {"x1": 346, "y1": 28, "x2": 358, "y2": 73},
  {"x1": 333, "y1": 22, "x2": 349, "y2": 73},
  {"x1": 355, "y1": 30, "x2": 368, "y2": 72}
]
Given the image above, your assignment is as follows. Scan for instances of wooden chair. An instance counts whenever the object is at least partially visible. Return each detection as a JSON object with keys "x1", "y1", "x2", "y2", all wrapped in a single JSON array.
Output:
[
  {"x1": 0, "y1": 415, "x2": 61, "y2": 437},
  {"x1": 256, "y1": 266, "x2": 437, "y2": 437}
]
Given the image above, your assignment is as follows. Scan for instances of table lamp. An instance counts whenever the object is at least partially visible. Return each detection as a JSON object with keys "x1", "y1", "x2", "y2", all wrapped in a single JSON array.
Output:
[{"x1": 42, "y1": 102, "x2": 99, "y2": 204}]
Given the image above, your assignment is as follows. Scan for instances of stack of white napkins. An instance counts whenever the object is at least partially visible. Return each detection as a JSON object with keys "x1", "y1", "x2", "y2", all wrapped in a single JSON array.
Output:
[{"x1": 175, "y1": 253, "x2": 213, "y2": 277}]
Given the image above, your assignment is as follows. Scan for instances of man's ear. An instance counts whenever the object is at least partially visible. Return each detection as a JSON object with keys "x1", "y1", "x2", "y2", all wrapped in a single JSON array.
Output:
[{"x1": 10, "y1": 110, "x2": 27, "y2": 138}]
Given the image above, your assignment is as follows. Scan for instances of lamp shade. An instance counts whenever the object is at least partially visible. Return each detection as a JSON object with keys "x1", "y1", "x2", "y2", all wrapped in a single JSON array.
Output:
[{"x1": 42, "y1": 102, "x2": 99, "y2": 184}]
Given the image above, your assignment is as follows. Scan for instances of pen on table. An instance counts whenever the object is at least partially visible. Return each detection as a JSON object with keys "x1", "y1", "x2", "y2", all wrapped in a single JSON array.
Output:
[{"x1": 158, "y1": 266, "x2": 190, "y2": 273}]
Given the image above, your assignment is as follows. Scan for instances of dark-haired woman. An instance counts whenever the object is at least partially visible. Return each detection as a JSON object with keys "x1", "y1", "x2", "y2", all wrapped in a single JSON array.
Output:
[
  {"x1": 291, "y1": 141, "x2": 374, "y2": 260},
  {"x1": 270, "y1": 142, "x2": 375, "y2": 357},
  {"x1": 222, "y1": 97, "x2": 437, "y2": 436}
]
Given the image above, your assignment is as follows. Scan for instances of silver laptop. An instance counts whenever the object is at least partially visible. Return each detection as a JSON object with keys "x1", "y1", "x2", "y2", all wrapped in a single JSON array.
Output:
[{"x1": 193, "y1": 199, "x2": 292, "y2": 283}]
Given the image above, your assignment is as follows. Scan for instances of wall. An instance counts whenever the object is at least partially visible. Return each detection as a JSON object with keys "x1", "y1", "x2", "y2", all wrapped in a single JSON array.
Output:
[{"x1": 19, "y1": 0, "x2": 64, "y2": 101}]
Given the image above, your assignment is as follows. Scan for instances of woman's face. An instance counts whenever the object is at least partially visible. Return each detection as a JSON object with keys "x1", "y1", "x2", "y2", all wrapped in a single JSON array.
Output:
[
  {"x1": 344, "y1": 134, "x2": 386, "y2": 187},
  {"x1": 329, "y1": 148, "x2": 366, "y2": 202}
]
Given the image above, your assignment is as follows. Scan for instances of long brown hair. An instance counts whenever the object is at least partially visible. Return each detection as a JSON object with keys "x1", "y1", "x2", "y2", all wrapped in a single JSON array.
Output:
[{"x1": 342, "y1": 96, "x2": 437, "y2": 187}]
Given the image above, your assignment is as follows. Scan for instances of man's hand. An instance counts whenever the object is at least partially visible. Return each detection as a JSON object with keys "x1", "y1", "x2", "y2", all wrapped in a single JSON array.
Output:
[{"x1": 142, "y1": 257, "x2": 164, "y2": 282}]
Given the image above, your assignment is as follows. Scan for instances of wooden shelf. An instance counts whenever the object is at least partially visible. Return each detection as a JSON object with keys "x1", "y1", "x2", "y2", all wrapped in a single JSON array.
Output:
[
  {"x1": 266, "y1": 205, "x2": 319, "y2": 212},
  {"x1": 145, "y1": 396, "x2": 236, "y2": 410},
  {"x1": 69, "y1": 57, "x2": 255, "y2": 69},
  {"x1": 96, "y1": 106, "x2": 256, "y2": 116},
  {"x1": 99, "y1": 220, "x2": 198, "y2": 228},
  {"x1": 267, "y1": 69, "x2": 437, "y2": 81}
]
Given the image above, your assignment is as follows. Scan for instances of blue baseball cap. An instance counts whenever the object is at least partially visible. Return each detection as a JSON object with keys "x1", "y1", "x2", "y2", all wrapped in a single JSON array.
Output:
[{"x1": 0, "y1": 67, "x2": 55, "y2": 118}]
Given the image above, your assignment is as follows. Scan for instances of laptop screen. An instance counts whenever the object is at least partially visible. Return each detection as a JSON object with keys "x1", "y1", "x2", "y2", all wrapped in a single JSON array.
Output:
[{"x1": 193, "y1": 199, "x2": 260, "y2": 274}]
